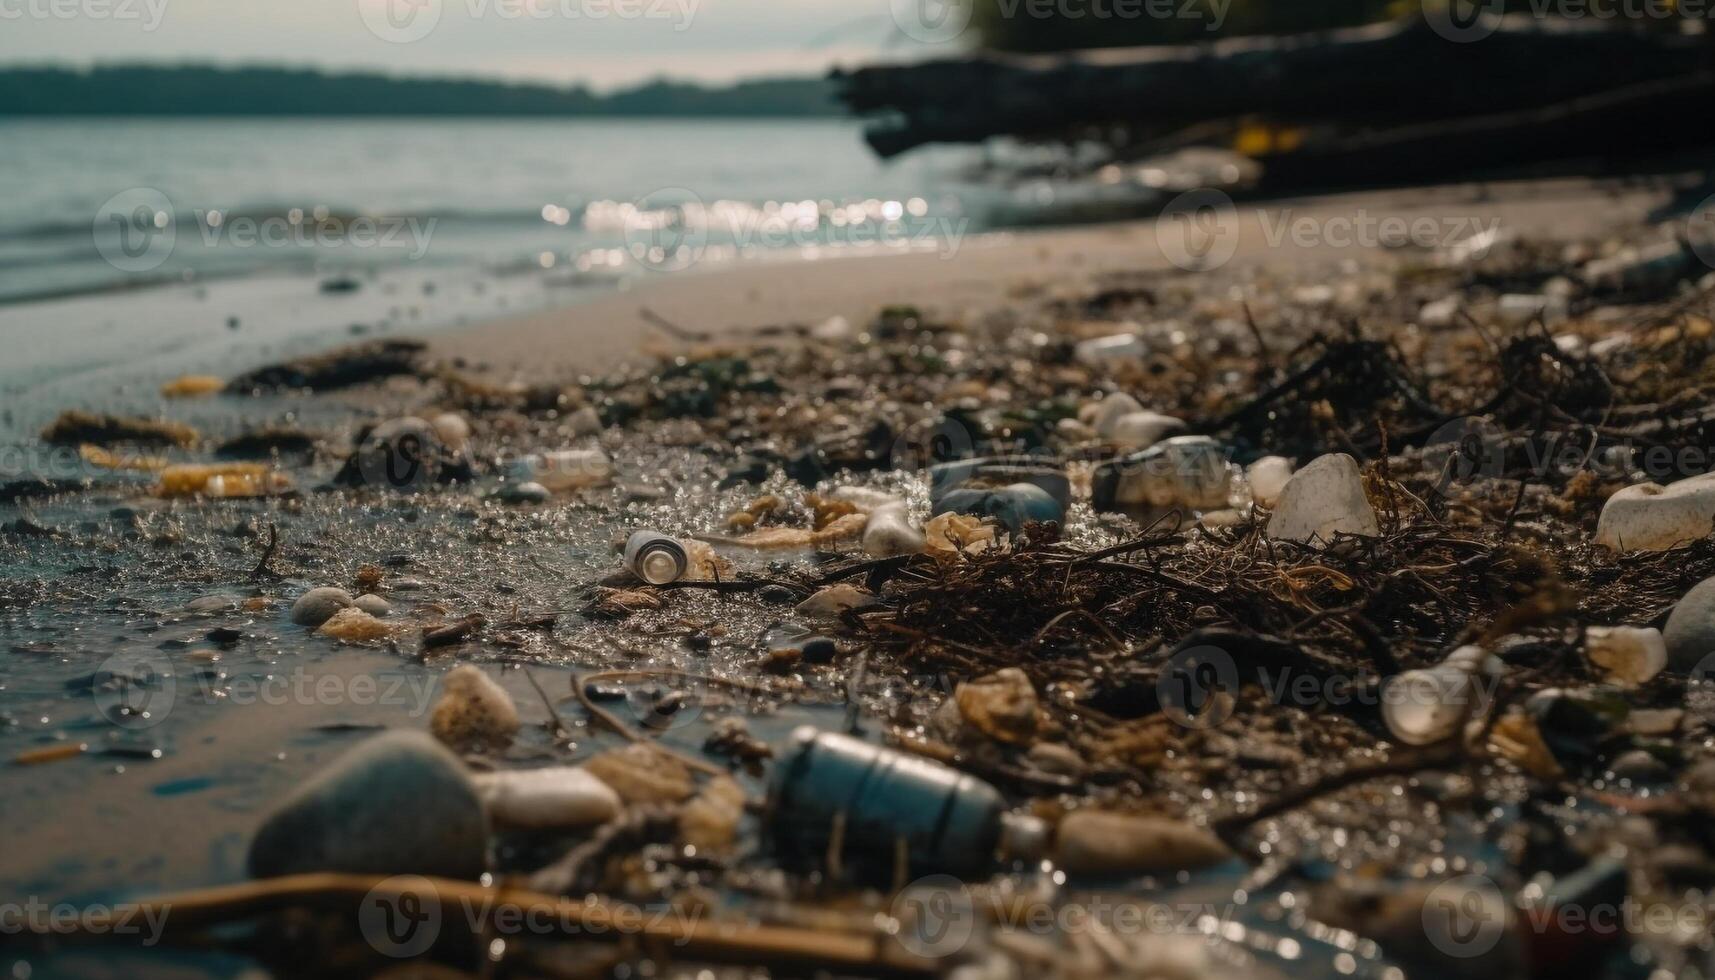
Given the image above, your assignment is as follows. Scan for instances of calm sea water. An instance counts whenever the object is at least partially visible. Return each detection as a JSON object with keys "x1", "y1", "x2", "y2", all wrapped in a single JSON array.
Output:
[{"x1": 0, "y1": 117, "x2": 995, "y2": 303}]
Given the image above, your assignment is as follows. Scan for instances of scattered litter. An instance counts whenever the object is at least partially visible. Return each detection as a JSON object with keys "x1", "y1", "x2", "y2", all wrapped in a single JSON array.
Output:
[{"x1": 155, "y1": 463, "x2": 289, "y2": 499}]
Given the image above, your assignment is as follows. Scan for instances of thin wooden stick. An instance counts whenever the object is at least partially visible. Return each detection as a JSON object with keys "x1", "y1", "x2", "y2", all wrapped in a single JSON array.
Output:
[{"x1": 12, "y1": 873, "x2": 939, "y2": 975}]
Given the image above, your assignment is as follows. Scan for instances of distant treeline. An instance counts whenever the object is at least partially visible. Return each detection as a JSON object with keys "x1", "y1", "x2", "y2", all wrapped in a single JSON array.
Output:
[
  {"x1": 0, "y1": 65, "x2": 842, "y2": 116},
  {"x1": 971, "y1": 0, "x2": 1689, "y2": 52}
]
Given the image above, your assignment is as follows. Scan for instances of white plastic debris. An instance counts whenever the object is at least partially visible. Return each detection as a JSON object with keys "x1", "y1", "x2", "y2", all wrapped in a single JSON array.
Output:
[
  {"x1": 829, "y1": 486, "x2": 905, "y2": 513},
  {"x1": 862, "y1": 503, "x2": 927, "y2": 557},
  {"x1": 525, "y1": 448, "x2": 613, "y2": 492},
  {"x1": 1383, "y1": 645, "x2": 1502, "y2": 746},
  {"x1": 1086, "y1": 392, "x2": 1144, "y2": 437},
  {"x1": 810, "y1": 315, "x2": 854, "y2": 342},
  {"x1": 1073, "y1": 332, "x2": 1146, "y2": 365},
  {"x1": 1595, "y1": 474, "x2": 1715, "y2": 552},
  {"x1": 1497, "y1": 293, "x2": 1567, "y2": 326},
  {"x1": 1418, "y1": 295, "x2": 1460, "y2": 328},
  {"x1": 473, "y1": 766, "x2": 622, "y2": 830},
  {"x1": 1104, "y1": 411, "x2": 1188, "y2": 451},
  {"x1": 1245, "y1": 455, "x2": 1294, "y2": 509},
  {"x1": 1265, "y1": 452, "x2": 1379, "y2": 544},
  {"x1": 1585, "y1": 626, "x2": 1666, "y2": 687}
]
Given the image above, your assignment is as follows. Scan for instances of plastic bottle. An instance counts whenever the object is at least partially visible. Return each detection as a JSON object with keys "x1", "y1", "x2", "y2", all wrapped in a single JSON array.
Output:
[
  {"x1": 767, "y1": 727, "x2": 1047, "y2": 877},
  {"x1": 624, "y1": 530, "x2": 689, "y2": 585}
]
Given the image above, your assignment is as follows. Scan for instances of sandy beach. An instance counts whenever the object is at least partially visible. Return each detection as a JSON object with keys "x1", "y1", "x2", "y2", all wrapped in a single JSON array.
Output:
[{"x1": 432, "y1": 176, "x2": 1688, "y2": 380}]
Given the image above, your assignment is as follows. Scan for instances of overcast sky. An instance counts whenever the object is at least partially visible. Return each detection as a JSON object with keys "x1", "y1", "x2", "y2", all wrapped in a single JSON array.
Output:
[{"x1": 0, "y1": 0, "x2": 964, "y2": 87}]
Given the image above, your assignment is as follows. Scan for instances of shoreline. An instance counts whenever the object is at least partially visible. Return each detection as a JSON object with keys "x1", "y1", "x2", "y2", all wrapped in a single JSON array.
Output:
[{"x1": 429, "y1": 175, "x2": 1697, "y2": 381}]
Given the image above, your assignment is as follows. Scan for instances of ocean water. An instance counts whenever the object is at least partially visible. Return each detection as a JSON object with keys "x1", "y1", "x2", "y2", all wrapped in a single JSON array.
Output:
[{"x1": 0, "y1": 117, "x2": 994, "y2": 304}]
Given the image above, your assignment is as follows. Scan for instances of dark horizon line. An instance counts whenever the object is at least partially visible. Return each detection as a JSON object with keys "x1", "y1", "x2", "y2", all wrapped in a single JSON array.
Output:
[{"x1": 0, "y1": 60, "x2": 837, "y2": 92}]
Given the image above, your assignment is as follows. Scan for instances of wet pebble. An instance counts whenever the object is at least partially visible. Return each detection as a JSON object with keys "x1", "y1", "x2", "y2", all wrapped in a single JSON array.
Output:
[
  {"x1": 430, "y1": 665, "x2": 520, "y2": 748},
  {"x1": 248, "y1": 730, "x2": 488, "y2": 879},
  {"x1": 354, "y1": 594, "x2": 392, "y2": 617},
  {"x1": 290, "y1": 587, "x2": 353, "y2": 628}
]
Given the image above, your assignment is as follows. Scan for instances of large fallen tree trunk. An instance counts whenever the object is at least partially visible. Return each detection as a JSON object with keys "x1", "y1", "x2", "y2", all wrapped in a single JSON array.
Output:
[
  {"x1": 836, "y1": 17, "x2": 1710, "y2": 159},
  {"x1": 1248, "y1": 70, "x2": 1715, "y2": 193}
]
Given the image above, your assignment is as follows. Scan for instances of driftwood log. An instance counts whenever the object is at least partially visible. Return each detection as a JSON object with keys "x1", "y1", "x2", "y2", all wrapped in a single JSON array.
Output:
[{"x1": 836, "y1": 17, "x2": 1713, "y2": 163}]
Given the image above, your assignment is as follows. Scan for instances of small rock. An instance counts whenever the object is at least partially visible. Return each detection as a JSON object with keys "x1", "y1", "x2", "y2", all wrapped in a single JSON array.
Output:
[
  {"x1": 1596, "y1": 474, "x2": 1715, "y2": 552},
  {"x1": 795, "y1": 583, "x2": 879, "y2": 621},
  {"x1": 1265, "y1": 452, "x2": 1379, "y2": 544},
  {"x1": 1025, "y1": 742, "x2": 1087, "y2": 779},
  {"x1": 496, "y1": 480, "x2": 551, "y2": 504},
  {"x1": 1090, "y1": 436, "x2": 1231, "y2": 512},
  {"x1": 567, "y1": 405, "x2": 604, "y2": 437},
  {"x1": 473, "y1": 766, "x2": 622, "y2": 830},
  {"x1": 354, "y1": 594, "x2": 392, "y2": 617},
  {"x1": 582, "y1": 743, "x2": 694, "y2": 805},
  {"x1": 316, "y1": 607, "x2": 394, "y2": 644},
  {"x1": 1585, "y1": 625, "x2": 1665, "y2": 686},
  {"x1": 1086, "y1": 392, "x2": 1144, "y2": 436},
  {"x1": 247, "y1": 730, "x2": 488, "y2": 879},
  {"x1": 1664, "y1": 575, "x2": 1715, "y2": 671},
  {"x1": 1246, "y1": 455, "x2": 1294, "y2": 509},
  {"x1": 290, "y1": 587, "x2": 353, "y2": 627},
  {"x1": 862, "y1": 504, "x2": 927, "y2": 557},
  {"x1": 1103, "y1": 411, "x2": 1187, "y2": 451},
  {"x1": 1609, "y1": 749, "x2": 1669, "y2": 783},
  {"x1": 1627, "y1": 708, "x2": 1683, "y2": 737},
  {"x1": 430, "y1": 412, "x2": 471, "y2": 452},
  {"x1": 955, "y1": 668, "x2": 1040, "y2": 746},
  {"x1": 430, "y1": 665, "x2": 520, "y2": 748},
  {"x1": 185, "y1": 593, "x2": 241, "y2": 615},
  {"x1": 1053, "y1": 811, "x2": 1232, "y2": 875}
]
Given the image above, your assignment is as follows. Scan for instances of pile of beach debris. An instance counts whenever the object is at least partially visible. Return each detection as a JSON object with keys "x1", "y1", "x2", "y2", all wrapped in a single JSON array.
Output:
[{"x1": 20, "y1": 221, "x2": 1715, "y2": 979}]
